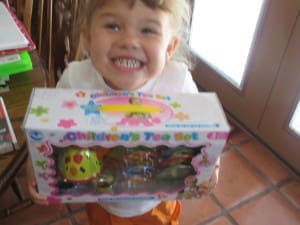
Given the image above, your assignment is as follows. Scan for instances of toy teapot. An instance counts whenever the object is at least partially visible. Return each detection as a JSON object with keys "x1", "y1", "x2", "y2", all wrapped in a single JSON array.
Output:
[{"x1": 58, "y1": 146, "x2": 102, "y2": 182}]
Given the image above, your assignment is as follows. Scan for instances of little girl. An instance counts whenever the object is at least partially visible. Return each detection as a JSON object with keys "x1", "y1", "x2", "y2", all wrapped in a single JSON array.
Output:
[{"x1": 27, "y1": 1, "x2": 219, "y2": 224}]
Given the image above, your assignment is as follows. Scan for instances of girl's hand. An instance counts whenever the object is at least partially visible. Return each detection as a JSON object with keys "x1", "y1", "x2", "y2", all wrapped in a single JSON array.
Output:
[
  {"x1": 198, "y1": 159, "x2": 220, "y2": 195},
  {"x1": 208, "y1": 161, "x2": 220, "y2": 191},
  {"x1": 26, "y1": 158, "x2": 49, "y2": 205}
]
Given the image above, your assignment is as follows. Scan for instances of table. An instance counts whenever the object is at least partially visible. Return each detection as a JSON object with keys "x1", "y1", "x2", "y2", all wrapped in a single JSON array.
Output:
[{"x1": 0, "y1": 51, "x2": 48, "y2": 217}]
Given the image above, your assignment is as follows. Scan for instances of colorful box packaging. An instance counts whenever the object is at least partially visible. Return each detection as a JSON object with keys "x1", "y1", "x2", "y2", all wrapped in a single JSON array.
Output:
[{"x1": 23, "y1": 88, "x2": 230, "y2": 203}]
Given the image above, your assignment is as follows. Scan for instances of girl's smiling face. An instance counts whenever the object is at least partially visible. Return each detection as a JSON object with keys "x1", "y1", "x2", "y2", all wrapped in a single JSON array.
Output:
[{"x1": 84, "y1": 0, "x2": 179, "y2": 90}]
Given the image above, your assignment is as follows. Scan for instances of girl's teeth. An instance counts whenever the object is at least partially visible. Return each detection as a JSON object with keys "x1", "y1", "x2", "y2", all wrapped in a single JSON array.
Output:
[{"x1": 114, "y1": 58, "x2": 141, "y2": 69}]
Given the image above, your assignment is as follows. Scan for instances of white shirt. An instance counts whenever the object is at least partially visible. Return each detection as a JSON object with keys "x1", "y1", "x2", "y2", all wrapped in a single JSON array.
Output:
[{"x1": 57, "y1": 59, "x2": 198, "y2": 217}]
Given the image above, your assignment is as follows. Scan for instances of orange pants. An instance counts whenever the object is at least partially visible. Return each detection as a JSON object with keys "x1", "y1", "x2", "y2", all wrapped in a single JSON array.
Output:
[{"x1": 85, "y1": 200, "x2": 181, "y2": 225}]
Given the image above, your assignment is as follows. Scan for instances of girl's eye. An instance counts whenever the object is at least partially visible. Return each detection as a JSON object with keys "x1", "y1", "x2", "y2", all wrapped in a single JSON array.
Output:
[
  {"x1": 105, "y1": 23, "x2": 120, "y2": 31},
  {"x1": 141, "y1": 27, "x2": 158, "y2": 35}
]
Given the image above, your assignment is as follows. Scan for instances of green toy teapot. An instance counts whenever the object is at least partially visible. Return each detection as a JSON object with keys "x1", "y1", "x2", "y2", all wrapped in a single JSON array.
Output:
[{"x1": 58, "y1": 147, "x2": 102, "y2": 182}]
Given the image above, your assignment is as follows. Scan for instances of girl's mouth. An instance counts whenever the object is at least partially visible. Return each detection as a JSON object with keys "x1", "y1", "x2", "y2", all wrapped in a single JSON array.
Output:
[{"x1": 113, "y1": 58, "x2": 143, "y2": 70}]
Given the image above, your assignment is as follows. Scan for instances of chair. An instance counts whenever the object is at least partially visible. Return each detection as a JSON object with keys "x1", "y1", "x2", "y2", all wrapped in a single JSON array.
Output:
[
  {"x1": 6, "y1": 0, "x2": 85, "y2": 86},
  {"x1": 6, "y1": 0, "x2": 54, "y2": 85}
]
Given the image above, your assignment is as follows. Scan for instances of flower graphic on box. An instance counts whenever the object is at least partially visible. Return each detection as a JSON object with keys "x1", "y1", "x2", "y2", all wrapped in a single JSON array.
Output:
[
  {"x1": 62, "y1": 100, "x2": 77, "y2": 109},
  {"x1": 30, "y1": 106, "x2": 48, "y2": 117},
  {"x1": 57, "y1": 119, "x2": 77, "y2": 129}
]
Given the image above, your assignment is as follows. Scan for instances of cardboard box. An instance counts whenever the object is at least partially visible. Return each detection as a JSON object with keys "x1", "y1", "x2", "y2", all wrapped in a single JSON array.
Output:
[{"x1": 23, "y1": 88, "x2": 230, "y2": 203}]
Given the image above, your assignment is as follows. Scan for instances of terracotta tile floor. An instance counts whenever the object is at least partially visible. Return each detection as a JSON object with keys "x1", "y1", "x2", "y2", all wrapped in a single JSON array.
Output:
[{"x1": 1, "y1": 126, "x2": 299, "y2": 225}]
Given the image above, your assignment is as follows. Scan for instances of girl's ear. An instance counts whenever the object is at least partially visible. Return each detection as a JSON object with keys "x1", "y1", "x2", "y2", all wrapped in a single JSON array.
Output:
[{"x1": 166, "y1": 37, "x2": 179, "y2": 60}]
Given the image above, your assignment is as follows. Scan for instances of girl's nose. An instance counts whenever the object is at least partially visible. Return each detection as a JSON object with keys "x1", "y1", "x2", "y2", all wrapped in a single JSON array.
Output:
[{"x1": 118, "y1": 31, "x2": 139, "y2": 49}]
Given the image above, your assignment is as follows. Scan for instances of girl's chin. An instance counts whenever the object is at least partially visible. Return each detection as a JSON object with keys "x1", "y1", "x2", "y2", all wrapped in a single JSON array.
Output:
[
  {"x1": 103, "y1": 73, "x2": 149, "y2": 90},
  {"x1": 106, "y1": 80, "x2": 146, "y2": 91}
]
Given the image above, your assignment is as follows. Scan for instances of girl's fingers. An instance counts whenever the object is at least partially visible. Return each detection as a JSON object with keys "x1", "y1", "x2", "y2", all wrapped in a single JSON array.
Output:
[
  {"x1": 208, "y1": 164, "x2": 220, "y2": 191},
  {"x1": 26, "y1": 158, "x2": 49, "y2": 205},
  {"x1": 27, "y1": 181, "x2": 49, "y2": 205}
]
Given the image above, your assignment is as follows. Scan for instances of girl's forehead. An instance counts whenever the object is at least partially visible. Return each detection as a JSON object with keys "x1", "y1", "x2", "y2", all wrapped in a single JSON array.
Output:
[
  {"x1": 90, "y1": 0, "x2": 171, "y2": 14},
  {"x1": 85, "y1": 0, "x2": 178, "y2": 31},
  {"x1": 95, "y1": 0, "x2": 165, "y2": 8},
  {"x1": 95, "y1": 0, "x2": 161, "y2": 10},
  {"x1": 91, "y1": 1, "x2": 171, "y2": 21}
]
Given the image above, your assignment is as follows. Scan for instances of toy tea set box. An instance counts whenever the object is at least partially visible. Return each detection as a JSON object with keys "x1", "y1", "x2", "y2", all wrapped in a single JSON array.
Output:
[{"x1": 23, "y1": 88, "x2": 230, "y2": 203}]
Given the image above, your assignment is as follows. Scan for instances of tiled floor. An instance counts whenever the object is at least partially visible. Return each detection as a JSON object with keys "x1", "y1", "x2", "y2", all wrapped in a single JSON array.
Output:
[{"x1": 1, "y1": 125, "x2": 299, "y2": 225}]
